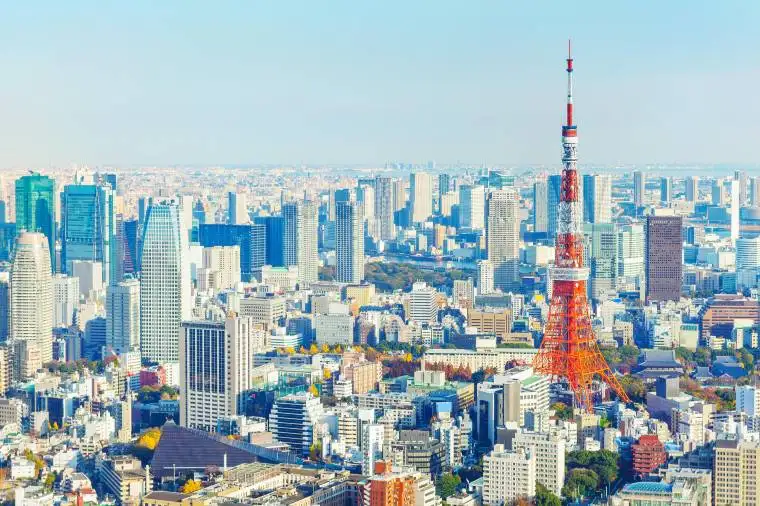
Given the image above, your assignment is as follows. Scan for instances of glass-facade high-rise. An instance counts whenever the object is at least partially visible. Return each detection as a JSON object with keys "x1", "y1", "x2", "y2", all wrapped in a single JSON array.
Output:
[
  {"x1": 15, "y1": 173, "x2": 56, "y2": 271},
  {"x1": 61, "y1": 183, "x2": 116, "y2": 285},
  {"x1": 253, "y1": 216, "x2": 284, "y2": 267},
  {"x1": 140, "y1": 202, "x2": 191, "y2": 364},
  {"x1": 198, "y1": 224, "x2": 266, "y2": 281},
  {"x1": 282, "y1": 200, "x2": 318, "y2": 287}
]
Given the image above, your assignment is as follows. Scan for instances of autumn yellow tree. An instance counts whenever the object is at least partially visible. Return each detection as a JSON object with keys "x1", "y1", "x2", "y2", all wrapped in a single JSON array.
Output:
[
  {"x1": 309, "y1": 344, "x2": 319, "y2": 354},
  {"x1": 323, "y1": 369, "x2": 332, "y2": 380},
  {"x1": 308, "y1": 384, "x2": 320, "y2": 397},
  {"x1": 320, "y1": 343, "x2": 330, "y2": 353},
  {"x1": 180, "y1": 479, "x2": 202, "y2": 493},
  {"x1": 136, "y1": 427, "x2": 162, "y2": 451},
  {"x1": 333, "y1": 344, "x2": 343, "y2": 354}
]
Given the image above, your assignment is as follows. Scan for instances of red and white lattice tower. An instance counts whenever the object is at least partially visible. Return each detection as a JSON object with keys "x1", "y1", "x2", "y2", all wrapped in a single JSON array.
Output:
[{"x1": 533, "y1": 42, "x2": 630, "y2": 412}]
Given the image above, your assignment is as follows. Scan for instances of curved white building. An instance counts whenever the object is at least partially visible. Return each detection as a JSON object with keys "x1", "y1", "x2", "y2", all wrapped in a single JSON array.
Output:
[
  {"x1": 11, "y1": 232, "x2": 53, "y2": 376},
  {"x1": 139, "y1": 202, "x2": 190, "y2": 364}
]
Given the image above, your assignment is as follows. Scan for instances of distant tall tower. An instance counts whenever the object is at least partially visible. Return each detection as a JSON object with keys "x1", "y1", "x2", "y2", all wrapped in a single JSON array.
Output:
[
  {"x1": 438, "y1": 173, "x2": 451, "y2": 196},
  {"x1": 583, "y1": 223, "x2": 618, "y2": 303},
  {"x1": 486, "y1": 189, "x2": 520, "y2": 292},
  {"x1": 459, "y1": 184, "x2": 486, "y2": 230},
  {"x1": 660, "y1": 177, "x2": 672, "y2": 204},
  {"x1": 547, "y1": 174, "x2": 562, "y2": 239},
  {"x1": 731, "y1": 179, "x2": 741, "y2": 243},
  {"x1": 633, "y1": 171, "x2": 645, "y2": 210},
  {"x1": 582, "y1": 174, "x2": 612, "y2": 223},
  {"x1": 392, "y1": 179, "x2": 407, "y2": 212},
  {"x1": 336, "y1": 200, "x2": 364, "y2": 284},
  {"x1": 410, "y1": 172, "x2": 433, "y2": 223},
  {"x1": 139, "y1": 202, "x2": 191, "y2": 364},
  {"x1": 533, "y1": 180, "x2": 548, "y2": 233},
  {"x1": 735, "y1": 170, "x2": 748, "y2": 205},
  {"x1": 228, "y1": 192, "x2": 248, "y2": 225},
  {"x1": 685, "y1": 176, "x2": 699, "y2": 203},
  {"x1": 751, "y1": 176, "x2": 760, "y2": 208},
  {"x1": 712, "y1": 178, "x2": 726, "y2": 206},
  {"x1": 373, "y1": 176, "x2": 395, "y2": 241},
  {"x1": 283, "y1": 200, "x2": 319, "y2": 287},
  {"x1": 10, "y1": 232, "x2": 53, "y2": 377},
  {"x1": 61, "y1": 181, "x2": 116, "y2": 284},
  {"x1": 534, "y1": 45, "x2": 629, "y2": 411},
  {"x1": 15, "y1": 173, "x2": 56, "y2": 272},
  {"x1": 645, "y1": 216, "x2": 683, "y2": 303},
  {"x1": 106, "y1": 279, "x2": 140, "y2": 354}
]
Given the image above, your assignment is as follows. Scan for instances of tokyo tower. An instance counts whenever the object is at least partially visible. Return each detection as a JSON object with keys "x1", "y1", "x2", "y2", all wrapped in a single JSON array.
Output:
[{"x1": 533, "y1": 43, "x2": 630, "y2": 412}]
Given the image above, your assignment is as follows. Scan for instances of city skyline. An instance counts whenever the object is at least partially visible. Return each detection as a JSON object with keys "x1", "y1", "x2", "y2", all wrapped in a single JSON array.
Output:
[{"x1": 1, "y1": 2, "x2": 760, "y2": 167}]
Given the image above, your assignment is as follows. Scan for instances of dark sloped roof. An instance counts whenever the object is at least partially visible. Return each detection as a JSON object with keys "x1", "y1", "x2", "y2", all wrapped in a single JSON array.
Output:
[{"x1": 150, "y1": 422, "x2": 261, "y2": 478}]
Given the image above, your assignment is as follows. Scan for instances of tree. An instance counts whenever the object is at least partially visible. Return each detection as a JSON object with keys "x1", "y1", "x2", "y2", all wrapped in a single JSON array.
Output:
[
  {"x1": 43, "y1": 471, "x2": 56, "y2": 490},
  {"x1": 135, "y1": 427, "x2": 162, "y2": 451},
  {"x1": 309, "y1": 344, "x2": 319, "y2": 354},
  {"x1": 619, "y1": 375, "x2": 647, "y2": 403},
  {"x1": 180, "y1": 479, "x2": 202, "y2": 493},
  {"x1": 435, "y1": 472, "x2": 461, "y2": 499},
  {"x1": 308, "y1": 384, "x2": 320, "y2": 397},
  {"x1": 323, "y1": 368, "x2": 332, "y2": 380},
  {"x1": 562, "y1": 468, "x2": 599, "y2": 500},
  {"x1": 309, "y1": 441, "x2": 323, "y2": 461},
  {"x1": 321, "y1": 343, "x2": 330, "y2": 353},
  {"x1": 566, "y1": 449, "x2": 619, "y2": 490},
  {"x1": 550, "y1": 402, "x2": 573, "y2": 421},
  {"x1": 535, "y1": 483, "x2": 561, "y2": 506}
]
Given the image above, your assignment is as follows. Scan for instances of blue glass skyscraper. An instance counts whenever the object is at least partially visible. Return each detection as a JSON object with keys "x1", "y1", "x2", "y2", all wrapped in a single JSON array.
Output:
[
  {"x1": 253, "y1": 216, "x2": 284, "y2": 266},
  {"x1": 198, "y1": 224, "x2": 266, "y2": 281},
  {"x1": 61, "y1": 183, "x2": 116, "y2": 284}
]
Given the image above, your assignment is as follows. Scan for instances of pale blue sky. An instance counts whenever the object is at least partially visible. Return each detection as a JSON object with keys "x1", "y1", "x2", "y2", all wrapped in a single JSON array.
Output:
[{"x1": 0, "y1": 1, "x2": 758, "y2": 168}]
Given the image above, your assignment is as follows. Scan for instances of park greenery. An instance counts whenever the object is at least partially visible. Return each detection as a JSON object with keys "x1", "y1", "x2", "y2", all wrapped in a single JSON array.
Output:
[
  {"x1": 562, "y1": 450, "x2": 620, "y2": 500},
  {"x1": 435, "y1": 472, "x2": 461, "y2": 499},
  {"x1": 536, "y1": 483, "x2": 562, "y2": 506},
  {"x1": 364, "y1": 261, "x2": 473, "y2": 292}
]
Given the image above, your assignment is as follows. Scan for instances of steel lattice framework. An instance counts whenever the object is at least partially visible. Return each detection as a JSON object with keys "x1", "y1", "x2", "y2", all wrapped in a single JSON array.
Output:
[{"x1": 533, "y1": 43, "x2": 630, "y2": 412}]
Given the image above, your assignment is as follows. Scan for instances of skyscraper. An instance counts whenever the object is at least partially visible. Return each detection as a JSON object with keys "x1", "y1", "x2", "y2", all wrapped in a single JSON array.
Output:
[
  {"x1": 533, "y1": 180, "x2": 548, "y2": 233},
  {"x1": 685, "y1": 175, "x2": 699, "y2": 202},
  {"x1": 15, "y1": 173, "x2": 56, "y2": 271},
  {"x1": 660, "y1": 176, "x2": 672, "y2": 204},
  {"x1": 198, "y1": 224, "x2": 266, "y2": 281},
  {"x1": 583, "y1": 223, "x2": 618, "y2": 303},
  {"x1": 410, "y1": 172, "x2": 432, "y2": 223},
  {"x1": 106, "y1": 279, "x2": 140, "y2": 354},
  {"x1": 253, "y1": 216, "x2": 285, "y2": 267},
  {"x1": 712, "y1": 178, "x2": 725, "y2": 206},
  {"x1": 459, "y1": 184, "x2": 485, "y2": 230},
  {"x1": 477, "y1": 260, "x2": 494, "y2": 295},
  {"x1": 633, "y1": 170, "x2": 645, "y2": 209},
  {"x1": 735, "y1": 170, "x2": 748, "y2": 205},
  {"x1": 139, "y1": 202, "x2": 191, "y2": 364},
  {"x1": 751, "y1": 176, "x2": 760, "y2": 207},
  {"x1": 618, "y1": 223, "x2": 645, "y2": 285},
  {"x1": 61, "y1": 182, "x2": 116, "y2": 284},
  {"x1": 409, "y1": 281, "x2": 437, "y2": 324},
  {"x1": 547, "y1": 174, "x2": 562, "y2": 241},
  {"x1": 736, "y1": 237, "x2": 760, "y2": 289},
  {"x1": 179, "y1": 316, "x2": 256, "y2": 432},
  {"x1": 228, "y1": 192, "x2": 248, "y2": 225},
  {"x1": 438, "y1": 173, "x2": 451, "y2": 196},
  {"x1": 582, "y1": 174, "x2": 612, "y2": 223},
  {"x1": 731, "y1": 179, "x2": 741, "y2": 243},
  {"x1": 10, "y1": 232, "x2": 53, "y2": 377},
  {"x1": 374, "y1": 176, "x2": 395, "y2": 241},
  {"x1": 53, "y1": 274, "x2": 79, "y2": 328},
  {"x1": 283, "y1": 200, "x2": 318, "y2": 287},
  {"x1": 268, "y1": 392, "x2": 324, "y2": 457},
  {"x1": 336, "y1": 201, "x2": 364, "y2": 284},
  {"x1": 486, "y1": 189, "x2": 520, "y2": 292},
  {"x1": 645, "y1": 216, "x2": 683, "y2": 303}
]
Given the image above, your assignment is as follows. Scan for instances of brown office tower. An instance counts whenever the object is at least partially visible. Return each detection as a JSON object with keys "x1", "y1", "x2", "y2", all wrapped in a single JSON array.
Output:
[{"x1": 645, "y1": 216, "x2": 683, "y2": 303}]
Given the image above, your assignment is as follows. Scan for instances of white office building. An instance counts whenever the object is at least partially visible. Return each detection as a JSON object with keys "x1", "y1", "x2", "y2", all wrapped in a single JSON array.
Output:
[
  {"x1": 106, "y1": 279, "x2": 140, "y2": 354},
  {"x1": 512, "y1": 431, "x2": 566, "y2": 497},
  {"x1": 486, "y1": 189, "x2": 520, "y2": 292},
  {"x1": 459, "y1": 185, "x2": 485, "y2": 230},
  {"x1": 198, "y1": 245, "x2": 241, "y2": 292},
  {"x1": 53, "y1": 274, "x2": 79, "y2": 328},
  {"x1": 410, "y1": 172, "x2": 433, "y2": 223},
  {"x1": 10, "y1": 232, "x2": 53, "y2": 374},
  {"x1": 283, "y1": 200, "x2": 319, "y2": 288},
  {"x1": 139, "y1": 202, "x2": 191, "y2": 364},
  {"x1": 409, "y1": 282, "x2": 437, "y2": 324},
  {"x1": 483, "y1": 445, "x2": 535, "y2": 506}
]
